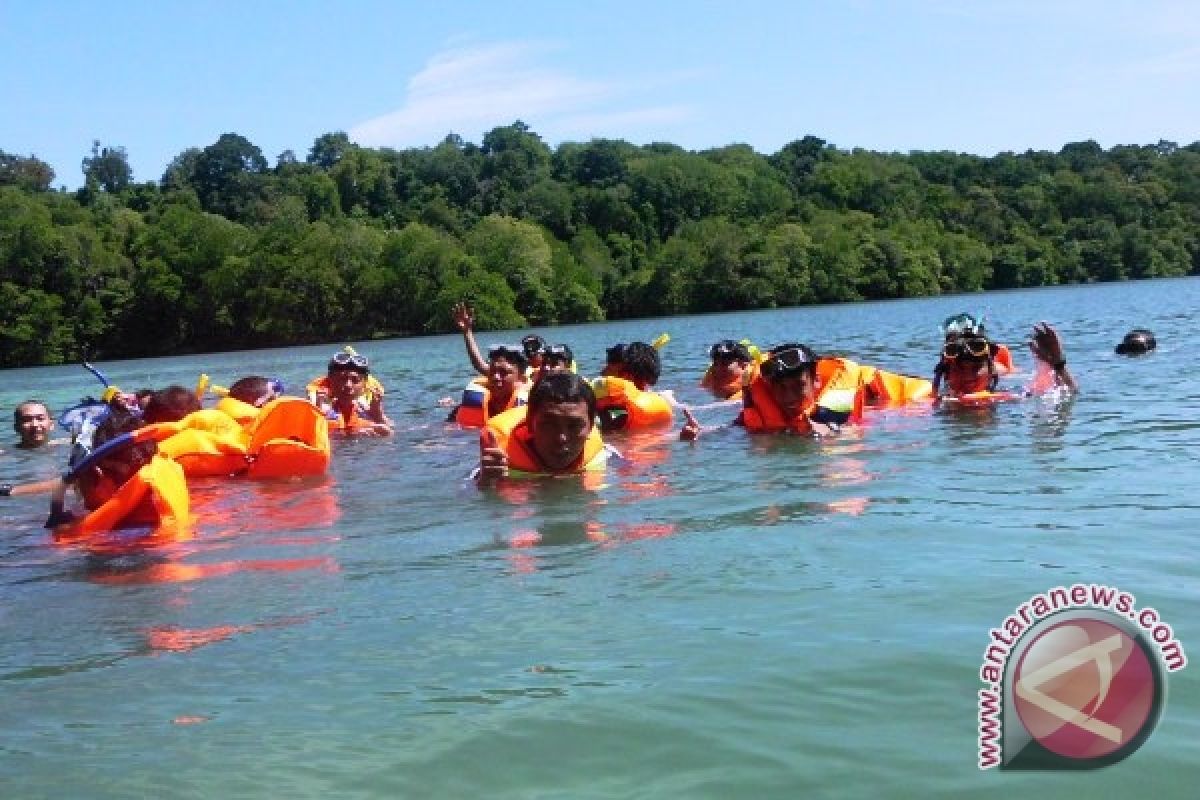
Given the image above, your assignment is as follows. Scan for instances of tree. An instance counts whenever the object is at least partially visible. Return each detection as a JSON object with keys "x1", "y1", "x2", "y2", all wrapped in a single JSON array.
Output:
[
  {"x1": 308, "y1": 132, "x2": 352, "y2": 169},
  {"x1": 82, "y1": 140, "x2": 133, "y2": 192},
  {"x1": 190, "y1": 134, "x2": 270, "y2": 221},
  {"x1": 0, "y1": 150, "x2": 55, "y2": 191}
]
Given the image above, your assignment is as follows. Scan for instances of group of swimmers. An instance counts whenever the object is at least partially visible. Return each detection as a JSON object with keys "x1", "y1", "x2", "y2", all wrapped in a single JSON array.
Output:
[{"x1": 2, "y1": 313, "x2": 1157, "y2": 536}]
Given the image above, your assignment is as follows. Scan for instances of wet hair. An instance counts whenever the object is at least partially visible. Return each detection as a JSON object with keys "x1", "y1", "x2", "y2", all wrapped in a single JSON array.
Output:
[
  {"x1": 14, "y1": 400, "x2": 51, "y2": 426},
  {"x1": 141, "y1": 385, "x2": 201, "y2": 424},
  {"x1": 527, "y1": 372, "x2": 597, "y2": 421},
  {"x1": 1115, "y1": 328, "x2": 1156, "y2": 356},
  {"x1": 227, "y1": 376, "x2": 272, "y2": 404},
  {"x1": 90, "y1": 407, "x2": 157, "y2": 487},
  {"x1": 621, "y1": 342, "x2": 661, "y2": 386}
]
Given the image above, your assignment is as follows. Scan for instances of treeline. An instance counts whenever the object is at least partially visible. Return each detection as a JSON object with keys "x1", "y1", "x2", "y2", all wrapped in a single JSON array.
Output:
[{"x1": 3, "y1": 126, "x2": 1200, "y2": 367}]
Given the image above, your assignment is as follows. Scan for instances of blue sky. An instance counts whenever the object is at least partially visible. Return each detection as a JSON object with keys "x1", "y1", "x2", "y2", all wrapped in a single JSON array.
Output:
[{"x1": 4, "y1": 0, "x2": 1199, "y2": 188}]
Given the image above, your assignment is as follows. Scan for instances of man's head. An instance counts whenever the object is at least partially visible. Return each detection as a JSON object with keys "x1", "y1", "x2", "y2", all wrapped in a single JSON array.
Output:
[
  {"x1": 228, "y1": 376, "x2": 284, "y2": 407},
  {"x1": 606, "y1": 341, "x2": 660, "y2": 389},
  {"x1": 940, "y1": 334, "x2": 995, "y2": 394},
  {"x1": 486, "y1": 345, "x2": 529, "y2": 398},
  {"x1": 706, "y1": 340, "x2": 752, "y2": 398},
  {"x1": 326, "y1": 350, "x2": 371, "y2": 403},
  {"x1": 761, "y1": 343, "x2": 820, "y2": 417},
  {"x1": 13, "y1": 401, "x2": 54, "y2": 448},
  {"x1": 141, "y1": 386, "x2": 202, "y2": 424},
  {"x1": 521, "y1": 334, "x2": 547, "y2": 368},
  {"x1": 1116, "y1": 328, "x2": 1156, "y2": 356},
  {"x1": 526, "y1": 372, "x2": 596, "y2": 471},
  {"x1": 74, "y1": 407, "x2": 156, "y2": 509},
  {"x1": 538, "y1": 344, "x2": 574, "y2": 378}
]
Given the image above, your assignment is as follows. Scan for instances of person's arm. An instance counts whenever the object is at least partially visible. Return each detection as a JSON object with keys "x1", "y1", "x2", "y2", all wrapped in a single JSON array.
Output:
[
  {"x1": 452, "y1": 302, "x2": 489, "y2": 376},
  {"x1": 1029, "y1": 322, "x2": 1078, "y2": 393},
  {"x1": 2, "y1": 477, "x2": 64, "y2": 498}
]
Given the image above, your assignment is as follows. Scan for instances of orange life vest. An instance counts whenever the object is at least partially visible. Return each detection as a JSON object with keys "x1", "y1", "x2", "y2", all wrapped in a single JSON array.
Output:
[
  {"x1": 454, "y1": 378, "x2": 527, "y2": 428},
  {"x1": 591, "y1": 376, "x2": 673, "y2": 431},
  {"x1": 54, "y1": 454, "x2": 190, "y2": 545},
  {"x1": 153, "y1": 399, "x2": 329, "y2": 478},
  {"x1": 486, "y1": 407, "x2": 607, "y2": 475},
  {"x1": 740, "y1": 358, "x2": 864, "y2": 434},
  {"x1": 858, "y1": 366, "x2": 934, "y2": 408}
]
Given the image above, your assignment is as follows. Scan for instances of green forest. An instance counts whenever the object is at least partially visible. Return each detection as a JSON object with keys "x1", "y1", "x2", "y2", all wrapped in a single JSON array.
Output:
[{"x1": 3, "y1": 124, "x2": 1199, "y2": 367}]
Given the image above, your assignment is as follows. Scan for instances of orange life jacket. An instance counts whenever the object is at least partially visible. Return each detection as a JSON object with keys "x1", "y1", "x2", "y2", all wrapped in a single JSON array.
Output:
[
  {"x1": 487, "y1": 407, "x2": 607, "y2": 475},
  {"x1": 740, "y1": 358, "x2": 864, "y2": 434},
  {"x1": 591, "y1": 376, "x2": 673, "y2": 431},
  {"x1": 153, "y1": 399, "x2": 329, "y2": 478},
  {"x1": 54, "y1": 454, "x2": 190, "y2": 545},
  {"x1": 454, "y1": 378, "x2": 527, "y2": 428},
  {"x1": 858, "y1": 366, "x2": 934, "y2": 408}
]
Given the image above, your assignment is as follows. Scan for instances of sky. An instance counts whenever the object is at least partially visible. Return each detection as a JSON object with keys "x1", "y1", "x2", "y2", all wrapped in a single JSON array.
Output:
[{"x1": 4, "y1": 0, "x2": 1199, "y2": 189}]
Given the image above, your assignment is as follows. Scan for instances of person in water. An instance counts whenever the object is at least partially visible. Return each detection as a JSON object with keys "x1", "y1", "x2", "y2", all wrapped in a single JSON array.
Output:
[
  {"x1": 701, "y1": 340, "x2": 754, "y2": 400},
  {"x1": 934, "y1": 318, "x2": 1076, "y2": 399},
  {"x1": 593, "y1": 341, "x2": 675, "y2": 432},
  {"x1": 1115, "y1": 328, "x2": 1156, "y2": 355},
  {"x1": 449, "y1": 344, "x2": 530, "y2": 426},
  {"x1": 477, "y1": 372, "x2": 609, "y2": 483},
  {"x1": 314, "y1": 351, "x2": 393, "y2": 434},
  {"x1": 536, "y1": 343, "x2": 575, "y2": 379},
  {"x1": 680, "y1": 343, "x2": 860, "y2": 441},
  {"x1": 13, "y1": 401, "x2": 62, "y2": 449}
]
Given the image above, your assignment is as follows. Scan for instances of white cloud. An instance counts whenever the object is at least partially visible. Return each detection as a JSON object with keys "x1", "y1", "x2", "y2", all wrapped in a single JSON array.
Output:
[{"x1": 349, "y1": 40, "x2": 696, "y2": 148}]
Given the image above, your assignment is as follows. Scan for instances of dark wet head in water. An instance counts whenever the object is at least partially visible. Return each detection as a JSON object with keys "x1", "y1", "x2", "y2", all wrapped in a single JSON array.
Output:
[{"x1": 1115, "y1": 329, "x2": 1156, "y2": 356}]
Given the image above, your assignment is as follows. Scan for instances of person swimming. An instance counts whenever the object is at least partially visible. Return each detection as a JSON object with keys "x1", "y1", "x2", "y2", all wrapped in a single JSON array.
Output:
[
  {"x1": 701, "y1": 340, "x2": 754, "y2": 400},
  {"x1": 312, "y1": 350, "x2": 393, "y2": 434},
  {"x1": 1115, "y1": 328, "x2": 1156, "y2": 355},
  {"x1": 12, "y1": 401, "x2": 62, "y2": 449},
  {"x1": 934, "y1": 318, "x2": 1076, "y2": 399}
]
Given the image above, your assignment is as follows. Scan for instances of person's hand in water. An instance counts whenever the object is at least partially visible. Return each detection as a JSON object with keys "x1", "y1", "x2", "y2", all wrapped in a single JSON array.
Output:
[
  {"x1": 477, "y1": 428, "x2": 508, "y2": 483},
  {"x1": 679, "y1": 407, "x2": 700, "y2": 442},
  {"x1": 452, "y1": 302, "x2": 475, "y2": 333}
]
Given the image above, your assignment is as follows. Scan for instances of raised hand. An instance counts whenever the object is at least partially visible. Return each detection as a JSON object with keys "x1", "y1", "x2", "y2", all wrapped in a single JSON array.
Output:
[
  {"x1": 1029, "y1": 321, "x2": 1065, "y2": 366},
  {"x1": 452, "y1": 301, "x2": 475, "y2": 333}
]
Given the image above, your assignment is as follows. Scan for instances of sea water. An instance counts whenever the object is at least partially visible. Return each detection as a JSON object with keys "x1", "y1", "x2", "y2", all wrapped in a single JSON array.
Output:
[{"x1": 1, "y1": 278, "x2": 1197, "y2": 798}]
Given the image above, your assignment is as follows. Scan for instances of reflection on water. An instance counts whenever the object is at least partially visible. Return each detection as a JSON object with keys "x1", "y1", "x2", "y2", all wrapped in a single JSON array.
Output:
[{"x1": 2, "y1": 279, "x2": 1199, "y2": 797}]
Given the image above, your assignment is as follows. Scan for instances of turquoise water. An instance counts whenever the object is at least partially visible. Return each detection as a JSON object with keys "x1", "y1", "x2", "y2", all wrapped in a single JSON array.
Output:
[{"x1": 2, "y1": 279, "x2": 1197, "y2": 798}]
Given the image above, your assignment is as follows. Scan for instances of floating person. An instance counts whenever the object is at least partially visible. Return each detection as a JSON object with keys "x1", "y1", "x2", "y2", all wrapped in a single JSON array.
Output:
[
  {"x1": 309, "y1": 349, "x2": 393, "y2": 435},
  {"x1": 536, "y1": 343, "x2": 576, "y2": 379},
  {"x1": 451, "y1": 344, "x2": 530, "y2": 427},
  {"x1": 307, "y1": 346, "x2": 386, "y2": 412},
  {"x1": 934, "y1": 320, "x2": 1076, "y2": 404},
  {"x1": 1115, "y1": 328, "x2": 1156, "y2": 355},
  {"x1": 477, "y1": 372, "x2": 612, "y2": 483},
  {"x1": 592, "y1": 339, "x2": 674, "y2": 432},
  {"x1": 680, "y1": 343, "x2": 866, "y2": 441},
  {"x1": 12, "y1": 400, "x2": 65, "y2": 449},
  {"x1": 700, "y1": 340, "x2": 756, "y2": 400},
  {"x1": 45, "y1": 407, "x2": 190, "y2": 546}
]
